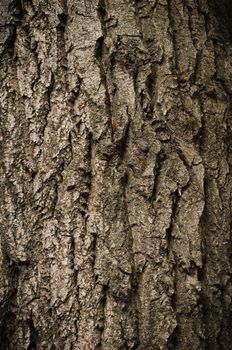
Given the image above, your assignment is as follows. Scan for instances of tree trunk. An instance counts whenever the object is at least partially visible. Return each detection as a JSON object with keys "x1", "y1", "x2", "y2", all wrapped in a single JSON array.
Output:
[{"x1": 0, "y1": 0, "x2": 232, "y2": 349}]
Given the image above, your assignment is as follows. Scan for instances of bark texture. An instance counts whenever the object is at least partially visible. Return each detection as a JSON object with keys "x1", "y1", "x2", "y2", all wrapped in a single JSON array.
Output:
[{"x1": 1, "y1": 0, "x2": 232, "y2": 349}]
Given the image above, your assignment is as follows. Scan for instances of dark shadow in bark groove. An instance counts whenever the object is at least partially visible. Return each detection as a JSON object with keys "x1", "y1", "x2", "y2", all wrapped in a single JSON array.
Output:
[
  {"x1": 0, "y1": 25, "x2": 16, "y2": 60},
  {"x1": 9, "y1": 0, "x2": 24, "y2": 19},
  {"x1": 209, "y1": 0, "x2": 232, "y2": 42},
  {"x1": 116, "y1": 120, "x2": 131, "y2": 159},
  {"x1": 27, "y1": 314, "x2": 38, "y2": 350},
  {"x1": 167, "y1": 324, "x2": 179, "y2": 349},
  {"x1": 150, "y1": 149, "x2": 166, "y2": 203},
  {"x1": 95, "y1": 36, "x2": 104, "y2": 61},
  {"x1": 0, "y1": 256, "x2": 24, "y2": 349},
  {"x1": 96, "y1": 284, "x2": 108, "y2": 350},
  {"x1": 0, "y1": 311, "x2": 16, "y2": 350}
]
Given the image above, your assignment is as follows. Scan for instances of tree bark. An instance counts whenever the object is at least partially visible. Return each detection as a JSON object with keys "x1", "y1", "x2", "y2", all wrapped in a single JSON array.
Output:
[{"x1": 0, "y1": 0, "x2": 232, "y2": 349}]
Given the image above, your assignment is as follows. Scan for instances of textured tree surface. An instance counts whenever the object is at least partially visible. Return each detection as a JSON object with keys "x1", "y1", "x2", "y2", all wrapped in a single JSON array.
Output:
[{"x1": 1, "y1": 0, "x2": 232, "y2": 349}]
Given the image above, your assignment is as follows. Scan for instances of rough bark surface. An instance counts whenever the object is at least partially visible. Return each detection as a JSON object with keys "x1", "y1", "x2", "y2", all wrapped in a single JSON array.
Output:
[{"x1": 0, "y1": 0, "x2": 232, "y2": 349}]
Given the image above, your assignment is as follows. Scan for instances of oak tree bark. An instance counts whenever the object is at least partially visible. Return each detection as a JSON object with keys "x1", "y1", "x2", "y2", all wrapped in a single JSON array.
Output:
[{"x1": 1, "y1": 0, "x2": 232, "y2": 349}]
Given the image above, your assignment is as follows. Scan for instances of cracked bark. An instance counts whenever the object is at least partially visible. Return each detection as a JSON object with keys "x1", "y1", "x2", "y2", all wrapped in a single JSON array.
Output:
[{"x1": 0, "y1": 0, "x2": 232, "y2": 349}]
